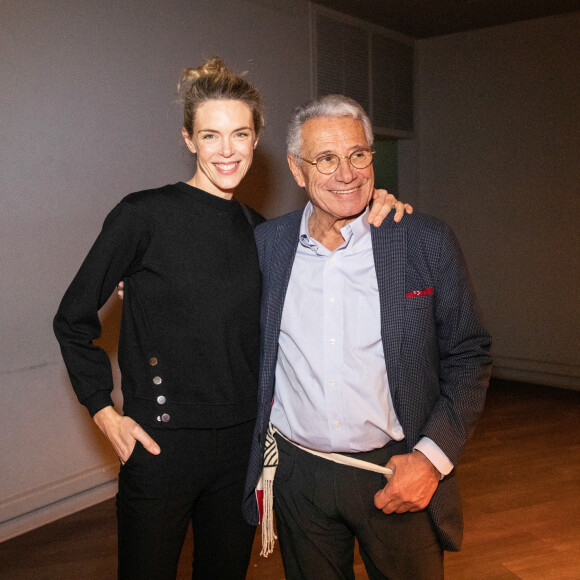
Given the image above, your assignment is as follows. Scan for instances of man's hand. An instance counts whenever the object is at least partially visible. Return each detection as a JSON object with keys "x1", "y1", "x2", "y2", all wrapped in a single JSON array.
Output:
[
  {"x1": 93, "y1": 406, "x2": 160, "y2": 464},
  {"x1": 374, "y1": 450, "x2": 439, "y2": 514},
  {"x1": 368, "y1": 189, "x2": 413, "y2": 227},
  {"x1": 117, "y1": 281, "x2": 124, "y2": 300}
]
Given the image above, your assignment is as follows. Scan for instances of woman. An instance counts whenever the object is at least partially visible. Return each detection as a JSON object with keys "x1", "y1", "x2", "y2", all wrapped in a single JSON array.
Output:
[{"x1": 54, "y1": 57, "x2": 410, "y2": 579}]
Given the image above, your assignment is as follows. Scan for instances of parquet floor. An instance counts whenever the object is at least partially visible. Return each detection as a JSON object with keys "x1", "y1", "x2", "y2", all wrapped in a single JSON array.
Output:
[{"x1": 0, "y1": 379, "x2": 578, "y2": 579}]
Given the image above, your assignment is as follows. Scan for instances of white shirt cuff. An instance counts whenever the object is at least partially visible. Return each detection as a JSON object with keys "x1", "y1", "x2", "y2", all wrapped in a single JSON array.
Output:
[{"x1": 414, "y1": 437, "x2": 454, "y2": 478}]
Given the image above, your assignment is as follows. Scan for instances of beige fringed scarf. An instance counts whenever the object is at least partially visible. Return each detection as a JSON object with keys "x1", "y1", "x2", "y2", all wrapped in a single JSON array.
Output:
[{"x1": 258, "y1": 423, "x2": 279, "y2": 557}]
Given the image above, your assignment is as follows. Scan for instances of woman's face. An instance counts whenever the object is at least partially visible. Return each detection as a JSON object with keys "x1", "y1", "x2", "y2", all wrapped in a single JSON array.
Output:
[{"x1": 183, "y1": 99, "x2": 259, "y2": 199}]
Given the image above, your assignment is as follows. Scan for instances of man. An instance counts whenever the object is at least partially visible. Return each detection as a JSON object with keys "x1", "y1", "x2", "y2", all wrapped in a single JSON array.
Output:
[{"x1": 243, "y1": 94, "x2": 492, "y2": 579}]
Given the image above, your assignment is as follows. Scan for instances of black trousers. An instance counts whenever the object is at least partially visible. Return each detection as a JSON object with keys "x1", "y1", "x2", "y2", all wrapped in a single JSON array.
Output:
[
  {"x1": 273, "y1": 435, "x2": 444, "y2": 580},
  {"x1": 116, "y1": 420, "x2": 256, "y2": 580}
]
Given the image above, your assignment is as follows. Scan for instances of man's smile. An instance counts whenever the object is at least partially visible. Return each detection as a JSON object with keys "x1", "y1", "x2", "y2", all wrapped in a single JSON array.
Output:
[{"x1": 329, "y1": 186, "x2": 361, "y2": 195}]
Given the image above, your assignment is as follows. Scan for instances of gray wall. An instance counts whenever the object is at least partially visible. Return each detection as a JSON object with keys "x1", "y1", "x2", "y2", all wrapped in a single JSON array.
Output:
[
  {"x1": 409, "y1": 13, "x2": 580, "y2": 389},
  {"x1": 1, "y1": 0, "x2": 579, "y2": 541}
]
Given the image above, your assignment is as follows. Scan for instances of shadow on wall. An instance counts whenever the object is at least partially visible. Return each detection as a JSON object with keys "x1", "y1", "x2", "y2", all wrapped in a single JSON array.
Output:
[
  {"x1": 235, "y1": 148, "x2": 277, "y2": 216},
  {"x1": 94, "y1": 295, "x2": 123, "y2": 357}
]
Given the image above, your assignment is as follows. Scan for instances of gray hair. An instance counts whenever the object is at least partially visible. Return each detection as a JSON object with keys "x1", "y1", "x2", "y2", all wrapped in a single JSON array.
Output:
[{"x1": 286, "y1": 94, "x2": 374, "y2": 158}]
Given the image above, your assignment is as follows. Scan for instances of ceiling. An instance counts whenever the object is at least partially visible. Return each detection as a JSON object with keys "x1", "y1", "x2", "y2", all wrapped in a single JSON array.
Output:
[{"x1": 312, "y1": 0, "x2": 580, "y2": 39}]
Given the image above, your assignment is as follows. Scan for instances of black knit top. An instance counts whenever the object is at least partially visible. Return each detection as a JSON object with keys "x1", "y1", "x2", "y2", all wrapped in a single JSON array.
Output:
[{"x1": 54, "y1": 182, "x2": 264, "y2": 429}]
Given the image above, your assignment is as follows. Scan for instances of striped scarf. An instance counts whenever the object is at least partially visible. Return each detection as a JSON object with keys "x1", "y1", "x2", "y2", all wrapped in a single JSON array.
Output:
[{"x1": 259, "y1": 423, "x2": 278, "y2": 556}]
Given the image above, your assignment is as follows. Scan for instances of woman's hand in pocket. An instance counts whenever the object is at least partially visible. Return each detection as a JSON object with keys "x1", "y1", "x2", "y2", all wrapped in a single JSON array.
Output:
[{"x1": 93, "y1": 406, "x2": 160, "y2": 464}]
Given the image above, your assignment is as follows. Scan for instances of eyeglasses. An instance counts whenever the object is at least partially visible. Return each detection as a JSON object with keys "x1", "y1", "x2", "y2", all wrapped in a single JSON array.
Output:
[{"x1": 299, "y1": 149, "x2": 375, "y2": 175}]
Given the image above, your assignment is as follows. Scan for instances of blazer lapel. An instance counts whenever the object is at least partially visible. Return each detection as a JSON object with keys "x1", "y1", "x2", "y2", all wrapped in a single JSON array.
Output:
[
  {"x1": 371, "y1": 223, "x2": 406, "y2": 385},
  {"x1": 260, "y1": 212, "x2": 302, "y2": 396},
  {"x1": 269, "y1": 216, "x2": 301, "y2": 322}
]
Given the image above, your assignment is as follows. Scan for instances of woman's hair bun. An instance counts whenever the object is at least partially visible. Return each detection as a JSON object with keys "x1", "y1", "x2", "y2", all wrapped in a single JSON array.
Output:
[
  {"x1": 178, "y1": 57, "x2": 227, "y2": 96},
  {"x1": 179, "y1": 56, "x2": 263, "y2": 137}
]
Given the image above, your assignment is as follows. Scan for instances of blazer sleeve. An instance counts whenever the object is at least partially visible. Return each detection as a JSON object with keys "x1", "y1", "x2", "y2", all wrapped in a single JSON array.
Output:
[
  {"x1": 419, "y1": 223, "x2": 492, "y2": 465},
  {"x1": 53, "y1": 202, "x2": 150, "y2": 416}
]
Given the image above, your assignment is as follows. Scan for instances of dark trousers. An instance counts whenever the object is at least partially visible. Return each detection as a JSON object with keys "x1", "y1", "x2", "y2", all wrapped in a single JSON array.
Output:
[
  {"x1": 116, "y1": 421, "x2": 256, "y2": 580},
  {"x1": 273, "y1": 435, "x2": 443, "y2": 580}
]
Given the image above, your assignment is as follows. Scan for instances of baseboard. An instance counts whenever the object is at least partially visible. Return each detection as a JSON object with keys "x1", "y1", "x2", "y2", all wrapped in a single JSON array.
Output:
[
  {"x1": 0, "y1": 464, "x2": 118, "y2": 544},
  {"x1": 492, "y1": 356, "x2": 580, "y2": 390}
]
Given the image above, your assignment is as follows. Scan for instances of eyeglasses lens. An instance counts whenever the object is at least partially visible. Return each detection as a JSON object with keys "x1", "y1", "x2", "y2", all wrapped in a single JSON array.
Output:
[{"x1": 316, "y1": 150, "x2": 373, "y2": 174}]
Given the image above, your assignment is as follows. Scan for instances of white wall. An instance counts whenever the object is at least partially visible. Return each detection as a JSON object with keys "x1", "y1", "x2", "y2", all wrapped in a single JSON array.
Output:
[
  {"x1": 0, "y1": 0, "x2": 312, "y2": 541},
  {"x1": 408, "y1": 12, "x2": 580, "y2": 390}
]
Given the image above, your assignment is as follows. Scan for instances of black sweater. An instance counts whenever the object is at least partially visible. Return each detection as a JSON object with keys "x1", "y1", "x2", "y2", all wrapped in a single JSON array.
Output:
[{"x1": 54, "y1": 182, "x2": 264, "y2": 429}]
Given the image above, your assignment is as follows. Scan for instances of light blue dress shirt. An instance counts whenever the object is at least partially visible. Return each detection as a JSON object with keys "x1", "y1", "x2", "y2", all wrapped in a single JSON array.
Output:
[{"x1": 270, "y1": 203, "x2": 453, "y2": 475}]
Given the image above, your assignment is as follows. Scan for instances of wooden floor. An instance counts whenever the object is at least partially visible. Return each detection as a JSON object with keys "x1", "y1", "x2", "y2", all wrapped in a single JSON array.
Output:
[{"x1": 1, "y1": 379, "x2": 579, "y2": 579}]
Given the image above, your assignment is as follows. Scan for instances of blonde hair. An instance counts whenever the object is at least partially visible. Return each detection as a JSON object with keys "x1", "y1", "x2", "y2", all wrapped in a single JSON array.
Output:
[{"x1": 178, "y1": 57, "x2": 264, "y2": 137}]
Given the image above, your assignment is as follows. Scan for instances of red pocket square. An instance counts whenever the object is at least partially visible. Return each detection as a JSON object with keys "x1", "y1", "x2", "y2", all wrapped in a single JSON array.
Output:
[{"x1": 405, "y1": 288, "x2": 434, "y2": 298}]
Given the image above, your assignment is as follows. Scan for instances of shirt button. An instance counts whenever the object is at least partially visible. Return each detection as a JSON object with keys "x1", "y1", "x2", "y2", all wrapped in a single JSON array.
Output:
[
  {"x1": 334, "y1": 421, "x2": 340, "y2": 429},
  {"x1": 329, "y1": 379, "x2": 335, "y2": 386},
  {"x1": 149, "y1": 357, "x2": 158, "y2": 366},
  {"x1": 329, "y1": 297, "x2": 335, "y2": 303},
  {"x1": 331, "y1": 257, "x2": 336, "y2": 264},
  {"x1": 329, "y1": 338, "x2": 336, "y2": 345},
  {"x1": 153, "y1": 376, "x2": 162, "y2": 385},
  {"x1": 160, "y1": 413, "x2": 170, "y2": 423},
  {"x1": 157, "y1": 395, "x2": 166, "y2": 405}
]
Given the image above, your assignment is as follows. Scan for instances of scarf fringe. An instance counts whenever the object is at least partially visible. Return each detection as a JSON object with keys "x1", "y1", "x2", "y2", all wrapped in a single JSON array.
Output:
[
  {"x1": 259, "y1": 423, "x2": 279, "y2": 557},
  {"x1": 260, "y1": 466, "x2": 277, "y2": 557}
]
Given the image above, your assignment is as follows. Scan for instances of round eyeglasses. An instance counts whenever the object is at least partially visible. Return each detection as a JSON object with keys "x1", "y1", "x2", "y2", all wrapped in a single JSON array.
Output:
[{"x1": 299, "y1": 149, "x2": 375, "y2": 175}]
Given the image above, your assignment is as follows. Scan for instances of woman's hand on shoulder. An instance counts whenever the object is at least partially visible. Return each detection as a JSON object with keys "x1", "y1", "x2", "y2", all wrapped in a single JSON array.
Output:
[{"x1": 368, "y1": 189, "x2": 413, "y2": 227}]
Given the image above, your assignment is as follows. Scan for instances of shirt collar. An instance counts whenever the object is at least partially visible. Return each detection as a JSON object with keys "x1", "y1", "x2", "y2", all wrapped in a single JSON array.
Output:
[{"x1": 299, "y1": 202, "x2": 372, "y2": 255}]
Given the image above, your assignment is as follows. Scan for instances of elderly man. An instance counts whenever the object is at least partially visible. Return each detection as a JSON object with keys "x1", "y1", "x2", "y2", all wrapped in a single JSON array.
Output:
[{"x1": 243, "y1": 94, "x2": 492, "y2": 579}]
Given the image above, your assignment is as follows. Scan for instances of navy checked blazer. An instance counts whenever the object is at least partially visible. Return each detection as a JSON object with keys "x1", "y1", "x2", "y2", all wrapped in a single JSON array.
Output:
[{"x1": 242, "y1": 209, "x2": 492, "y2": 551}]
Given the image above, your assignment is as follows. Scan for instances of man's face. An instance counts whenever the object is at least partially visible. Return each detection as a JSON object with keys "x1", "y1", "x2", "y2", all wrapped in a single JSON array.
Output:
[{"x1": 288, "y1": 116, "x2": 374, "y2": 225}]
